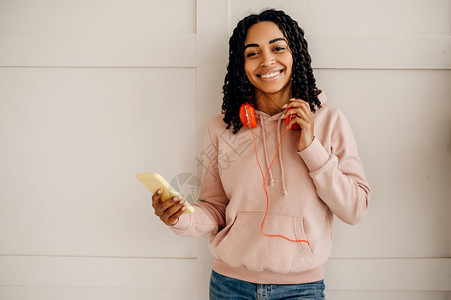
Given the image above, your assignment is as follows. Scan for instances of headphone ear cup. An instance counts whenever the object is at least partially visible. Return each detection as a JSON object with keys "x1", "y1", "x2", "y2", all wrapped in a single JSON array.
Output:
[
  {"x1": 285, "y1": 114, "x2": 301, "y2": 131},
  {"x1": 285, "y1": 108, "x2": 301, "y2": 131},
  {"x1": 239, "y1": 103, "x2": 257, "y2": 129}
]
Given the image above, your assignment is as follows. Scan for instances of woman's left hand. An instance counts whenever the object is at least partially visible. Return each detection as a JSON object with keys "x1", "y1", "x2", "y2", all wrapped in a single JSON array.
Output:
[{"x1": 283, "y1": 98, "x2": 314, "y2": 151}]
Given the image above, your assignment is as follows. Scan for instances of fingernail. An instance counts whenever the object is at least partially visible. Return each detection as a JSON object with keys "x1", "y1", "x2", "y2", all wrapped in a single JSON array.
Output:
[
  {"x1": 179, "y1": 199, "x2": 185, "y2": 204},
  {"x1": 289, "y1": 98, "x2": 295, "y2": 101},
  {"x1": 181, "y1": 207, "x2": 186, "y2": 211},
  {"x1": 173, "y1": 196, "x2": 180, "y2": 201},
  {"x1": 157, "y1": 189, "x2": 162, "y2": 194},
  {"x1": 282, "y1": 104, "x2": 288, "y2": 109}
]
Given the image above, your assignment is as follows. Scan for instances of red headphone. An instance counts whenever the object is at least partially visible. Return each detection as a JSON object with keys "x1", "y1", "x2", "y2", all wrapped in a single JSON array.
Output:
[
  {"x1": 239, "y1": 102, "x2": 257, "y2": 129},
  {"x1": 239, "y1": 102, "x2": 301, "y2": 131}
]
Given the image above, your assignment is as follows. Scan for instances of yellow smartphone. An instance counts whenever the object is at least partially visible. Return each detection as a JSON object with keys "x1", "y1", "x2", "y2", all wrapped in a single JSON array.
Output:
[{"x1": 136, "y1": 172, "x2": 195, "y2": 214}]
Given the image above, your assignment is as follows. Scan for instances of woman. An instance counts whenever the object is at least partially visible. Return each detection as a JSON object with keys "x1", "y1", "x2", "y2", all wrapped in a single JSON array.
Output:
[{"x1": 152, "y1": 9, "x2": 370, "y2": 299}]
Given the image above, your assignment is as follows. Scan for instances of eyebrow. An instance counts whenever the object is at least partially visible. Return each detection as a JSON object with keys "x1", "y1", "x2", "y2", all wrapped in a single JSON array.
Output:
[{"x1": 244, "y1": 37, "x2": 287, "y2": 50}]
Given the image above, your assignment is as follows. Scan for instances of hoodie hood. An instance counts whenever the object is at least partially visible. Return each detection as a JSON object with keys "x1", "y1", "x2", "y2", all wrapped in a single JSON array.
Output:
[{"x1": 254, "y1": 91, "x2": 328, "y2": 122}]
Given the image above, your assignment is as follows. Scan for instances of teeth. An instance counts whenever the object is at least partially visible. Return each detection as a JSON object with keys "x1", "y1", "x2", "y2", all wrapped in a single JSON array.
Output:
[{"x1": 260, "y1": 71, "x2": 281, "y2": 79}]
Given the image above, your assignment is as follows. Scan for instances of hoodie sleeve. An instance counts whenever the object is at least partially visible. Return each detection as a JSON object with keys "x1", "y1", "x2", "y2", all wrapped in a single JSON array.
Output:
[
  {"x1": 170, "y1": 121, "x2": 228, "y2": 237},
  {"x1": 298, "y1": 107, "x2": 370, "y2": 225}
]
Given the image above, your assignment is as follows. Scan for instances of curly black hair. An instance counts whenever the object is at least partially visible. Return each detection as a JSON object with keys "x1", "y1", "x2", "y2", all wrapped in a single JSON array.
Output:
[{"x1": 222, "y1": 9, "x2": 321, "y2": 134}]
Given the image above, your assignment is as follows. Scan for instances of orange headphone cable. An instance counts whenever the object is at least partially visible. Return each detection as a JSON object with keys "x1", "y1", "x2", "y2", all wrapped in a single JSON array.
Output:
[{"x1": 248, "y1": 125, "x2": 310, "y2": 245}]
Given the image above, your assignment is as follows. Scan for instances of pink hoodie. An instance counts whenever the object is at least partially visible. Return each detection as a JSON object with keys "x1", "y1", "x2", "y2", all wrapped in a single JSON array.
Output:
[{"x1": 171, "y1": 91, "x2": 370, "y2": 284}]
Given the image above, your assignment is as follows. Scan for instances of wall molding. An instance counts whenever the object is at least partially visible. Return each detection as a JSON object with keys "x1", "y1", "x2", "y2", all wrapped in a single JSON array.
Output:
[
  {"x1": 1, "y1": 33, "x2": 449, "y2": 69},
  {"x1": 0, "y1": 33, "x2": 197, "y2": 68},
  {"x1": 308, "y1": 36, "x2": 451, "y2": 70},
  {"x1": 0, "y1": 256, "x2": 449, "y2": 291},
  {"x1": 325, "y1": 258, "x2": 451, "y2": 291}
]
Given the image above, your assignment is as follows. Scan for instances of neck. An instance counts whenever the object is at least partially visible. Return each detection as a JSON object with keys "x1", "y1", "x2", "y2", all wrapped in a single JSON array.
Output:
[{"x1": 255, "y1": 89, "x2": 292, "y2": 116}]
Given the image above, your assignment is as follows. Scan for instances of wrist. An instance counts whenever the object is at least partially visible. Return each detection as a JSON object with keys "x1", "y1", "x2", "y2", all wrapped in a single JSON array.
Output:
[{"x1": 297, "y1": 136, "x2": 315, "y2": 152}]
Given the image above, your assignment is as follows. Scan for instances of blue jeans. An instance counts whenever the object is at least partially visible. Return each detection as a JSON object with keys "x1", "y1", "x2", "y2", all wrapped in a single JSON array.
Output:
[{"x1": 210, "y1": 270, "x2": 325, "y2": 300}]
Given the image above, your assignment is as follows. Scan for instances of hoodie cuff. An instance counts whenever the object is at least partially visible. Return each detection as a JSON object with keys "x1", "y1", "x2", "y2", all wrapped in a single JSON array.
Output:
[
  {"x1": 297, "y1": 137, "x2": 330, "y2": 171},
  {"x1": 169, "y1": 212, "x2": 191, "y2": 232}
]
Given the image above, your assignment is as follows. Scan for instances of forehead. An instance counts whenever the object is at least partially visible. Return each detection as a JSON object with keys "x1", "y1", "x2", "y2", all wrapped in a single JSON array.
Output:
[{"x1": 245, "y1": 21, "x2": 285, "y2": 44}]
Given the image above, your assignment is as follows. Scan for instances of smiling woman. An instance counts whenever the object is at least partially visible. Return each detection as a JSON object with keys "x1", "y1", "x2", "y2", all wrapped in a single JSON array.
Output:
[
  {"x1": 221, "y1": 9, "x2": 322, "y2": 136},
  {"x1": 151, "y1": 9, "x2": 371, "y2": 300}
]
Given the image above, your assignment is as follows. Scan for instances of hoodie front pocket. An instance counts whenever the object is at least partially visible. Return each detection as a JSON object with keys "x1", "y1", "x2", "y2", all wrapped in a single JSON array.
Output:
[{"x1": 215, "y1": 212, "x2": 314, "y2": 274}]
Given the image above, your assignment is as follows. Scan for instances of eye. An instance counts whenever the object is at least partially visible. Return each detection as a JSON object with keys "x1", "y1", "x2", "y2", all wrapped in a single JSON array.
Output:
[
  {"x1": 246, "y1": 51, "x2": 259, "y2": 58},
  {"x1": 273, "y1": 46, "x2": 285, "y2": 52}
]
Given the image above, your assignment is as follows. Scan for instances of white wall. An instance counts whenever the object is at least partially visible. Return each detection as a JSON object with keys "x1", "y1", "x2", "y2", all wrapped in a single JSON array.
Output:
[{"x1": 0, "y1": 1, "x2": 450, "y2": 299}]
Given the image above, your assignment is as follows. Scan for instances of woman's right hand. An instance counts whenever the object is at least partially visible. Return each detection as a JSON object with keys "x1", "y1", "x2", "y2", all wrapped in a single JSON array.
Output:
[{"x1": 152, "y1": 188, "x2": 186, "y2": 226}]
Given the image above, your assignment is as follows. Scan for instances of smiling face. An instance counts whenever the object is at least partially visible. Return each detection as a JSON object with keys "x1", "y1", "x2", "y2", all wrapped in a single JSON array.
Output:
[{"x1": 244, "y1": 21, "x2": 293, "y2": 98}]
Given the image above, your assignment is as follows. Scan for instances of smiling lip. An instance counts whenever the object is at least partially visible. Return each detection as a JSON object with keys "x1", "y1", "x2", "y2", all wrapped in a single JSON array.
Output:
[{"x1": 257, "y1": 69, "x2": 283, "y2": 80}]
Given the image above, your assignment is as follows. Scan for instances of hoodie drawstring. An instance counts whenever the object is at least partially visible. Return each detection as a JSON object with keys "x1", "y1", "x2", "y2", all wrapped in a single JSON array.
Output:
[
  {"x1": 258, "y1": 112, "x2": 288, "y2": 196},
  {"x1": 277, "y1": 116, "x2": 288, "y2": 196},
  {"x1": 259, "y1": 117, "x2": 275, "y2": 186}
]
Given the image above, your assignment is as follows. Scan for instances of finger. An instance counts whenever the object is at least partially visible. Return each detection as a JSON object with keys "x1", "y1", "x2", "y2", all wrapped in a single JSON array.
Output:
[
  {"x1": 290, "y1": 101, "x2": 310, "y2": 114},
  {"x1": 286, "y1": 115, "x2": 310, "y2": 130},
  {"x1": 164, "y1": 203, "x2": 186, "y2": 226},
  {"x1": 163, "y1": 198, "x2": 185, "y2": 216},
  {"x1": 151, "y1": 188, "x2": 163, "y2": 206},
  {"x1": 290, "y1": 106, "x2": 310, "y2": 120},
  {"x1": 284, "y1": 100, "x2": 311, "y2": 118},
  {"x1": 165, "y1": 208, "x2": 185, "y2": 226},
  {"x1": 286, "y1": 98, "x2": 308, "y2": 108},
  {"x1": 154, "y1": 195, "x2": 181, "y2": 217},
  {"x1": 285, "y1": 107, "x2": 313, "y2": 130}
]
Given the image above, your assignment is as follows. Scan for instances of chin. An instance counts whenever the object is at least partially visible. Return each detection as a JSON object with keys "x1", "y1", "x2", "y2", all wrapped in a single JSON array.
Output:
[{"x1": 255, "y1": 84, "x2": 291, "y2": 96}]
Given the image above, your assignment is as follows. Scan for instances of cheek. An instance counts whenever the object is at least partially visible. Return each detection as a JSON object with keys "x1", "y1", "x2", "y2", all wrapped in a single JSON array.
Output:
[
  {"x1": 285, "y1": 67, "x2": 293, "y2": 79},
  {"x1": 244, "y1": 62, "x2": 256, "y2": 81},
  {"x1": 284, "y1": 63, "x2": 293, "y2": 80},
  {"x1": 281, "y1": 52, "x2": 293, "y2": 72}
]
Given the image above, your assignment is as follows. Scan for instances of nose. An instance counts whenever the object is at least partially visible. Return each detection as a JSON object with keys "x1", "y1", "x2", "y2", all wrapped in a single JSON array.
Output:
[{"x1": 260, "y1": 49, "x2": 275, "y2": 67}]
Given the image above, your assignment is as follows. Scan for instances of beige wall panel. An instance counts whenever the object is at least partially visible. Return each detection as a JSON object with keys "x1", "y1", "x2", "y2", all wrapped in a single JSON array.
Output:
[
  {"x1": 314, "y1": 69, "x2": 451, "y2": 258},
  {"x1": 229, "y1": 0, "x2": 450, "y2": 36},
  {"x1": 0, "y1": 0, "x2": 196, "y2": 33},
  {"x1": 0, "y1": 67, "x2": 197, "y2": 258},
  {"x1": 0, "y1": 287, "x2": 198, "y2": 300},
  {"x1": 0, "y1": 256, "x2": 198, "y2": 288},
  {"x1": 326, "y1": 291, "x2": 450, "y2": 300},
  {"x1": 325, "y1": 258, "x2": 451, "y2": 291},
  {"x1": 0, "y1": 256, "x2": 199, "y2": 299}
]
